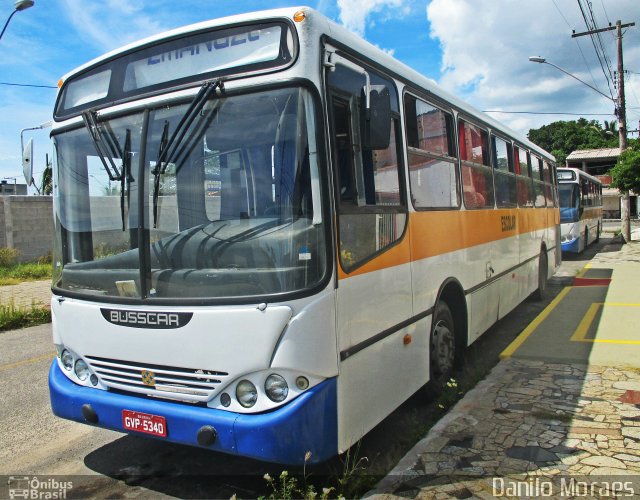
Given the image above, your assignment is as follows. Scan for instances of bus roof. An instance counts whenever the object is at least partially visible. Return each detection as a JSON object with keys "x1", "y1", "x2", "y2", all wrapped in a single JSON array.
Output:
[{"x1": 57, "y1": 6, "x2": 553, "y2": 162}]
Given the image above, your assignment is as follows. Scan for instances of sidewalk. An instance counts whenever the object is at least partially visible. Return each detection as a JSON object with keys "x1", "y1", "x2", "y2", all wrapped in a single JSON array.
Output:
[
  {"x1": 369, "y1": 236, "x2": 640, "y2": 499},
  {"x1": 0, "y1": 280, "x2": 51, "y2": 308}
]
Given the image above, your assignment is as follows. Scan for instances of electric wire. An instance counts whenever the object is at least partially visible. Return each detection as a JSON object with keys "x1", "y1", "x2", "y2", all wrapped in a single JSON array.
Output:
[
  {"x1": 576, "y1": 0, "x2": 616, "y2": 100},
  {"x1": 0, "y1": 82, "x2": 57, "y2": 89}
]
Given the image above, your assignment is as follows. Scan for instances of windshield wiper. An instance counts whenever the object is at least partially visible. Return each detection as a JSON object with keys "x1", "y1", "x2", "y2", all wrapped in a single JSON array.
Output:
[
  {"x1": 152, "y1": 80, "x2": 224, "y2": 228},
  {"x1": 152, "y1": 120, "x2": 170, "y2": 230},
  {"x1": 82, "y1": 110, "x2": 132, "y2": 231},
  {"x1": 121, "y1": 129, "x2": 132, "y2": 231},
  {"x1": 82, "y1": 110, "x2": 123, "y2": 181}
]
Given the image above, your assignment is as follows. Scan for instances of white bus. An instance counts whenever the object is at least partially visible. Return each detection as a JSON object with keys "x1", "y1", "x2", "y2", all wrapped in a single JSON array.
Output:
[
  {"x1": 48, "y1": 7, "x2": 560, "y2": 465},
  {"x1": 557, "y1": 167, "x2": 602, "y2": 253}
]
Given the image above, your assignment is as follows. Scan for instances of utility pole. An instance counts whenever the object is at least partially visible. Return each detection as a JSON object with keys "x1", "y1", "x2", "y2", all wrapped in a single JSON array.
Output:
[{"x1": 573, "y1": 19, "x2": 635, "y2": 242}]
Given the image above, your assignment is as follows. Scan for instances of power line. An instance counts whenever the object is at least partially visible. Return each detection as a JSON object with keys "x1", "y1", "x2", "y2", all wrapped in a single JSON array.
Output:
[
  {"x1": 552, "y1": 0, "x2": 603, "y2": 94},
  {"x1": 0, "y1": 81, "x2": 56, "y2": 89},
  {"x1": 550, "y1": 0, "x2": 572, "y2": 28},
  {"x1": 599, "y1": 0, "x2": 612, "y2": 26},
  {"x1": 575, "y1": 0, "x2": 616, "y2": 100}
]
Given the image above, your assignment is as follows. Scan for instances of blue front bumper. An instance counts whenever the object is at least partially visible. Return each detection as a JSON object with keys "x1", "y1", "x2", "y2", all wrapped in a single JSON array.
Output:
[
  {"x1": 49, "y1": 361, "x2": 337, "y2": 465},
  {"x1": 561, "y1": 237, "x2": 580, "y2": 253}
]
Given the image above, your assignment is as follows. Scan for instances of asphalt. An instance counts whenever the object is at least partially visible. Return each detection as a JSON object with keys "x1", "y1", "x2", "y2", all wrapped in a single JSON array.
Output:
[{"x1": 368, "y1": 232, "x2": 640, "y2": 499}]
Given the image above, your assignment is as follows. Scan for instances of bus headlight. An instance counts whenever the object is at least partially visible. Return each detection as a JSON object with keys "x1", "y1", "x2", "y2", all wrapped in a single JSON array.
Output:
[
  {"x1": 74, "y1": 359, "x2": 90, "y2": 381},
  {"x1": 61, "y1": 350, "x2": 74, "y2": 371},
  {"x1": 265, "y1": 374, "x2": 288, "y2": 402},
  {"x1": 236, "y1": 380, "x2": 257, "y2": 408}
]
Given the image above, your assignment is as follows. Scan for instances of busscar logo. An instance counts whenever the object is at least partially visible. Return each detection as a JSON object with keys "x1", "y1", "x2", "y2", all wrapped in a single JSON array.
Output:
[{"x1": 100, "y1": 309, "x2": 193, "y2": 329}]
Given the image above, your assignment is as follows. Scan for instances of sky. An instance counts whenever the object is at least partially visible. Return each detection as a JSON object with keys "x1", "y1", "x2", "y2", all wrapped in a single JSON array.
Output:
[{"x1": 0, "y1": 0, "x2": 639, "y2": 190}]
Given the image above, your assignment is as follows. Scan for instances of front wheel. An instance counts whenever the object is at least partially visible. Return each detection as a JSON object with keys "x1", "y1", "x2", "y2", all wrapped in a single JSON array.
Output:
[{"x1": 425, "y1": 301, "x2": 456, "y2": 397}]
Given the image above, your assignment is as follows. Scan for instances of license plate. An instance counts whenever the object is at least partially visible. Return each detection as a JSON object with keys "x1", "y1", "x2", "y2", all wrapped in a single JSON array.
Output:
[{"x1": 122, "y1": 410, "x2": 167, "y2": 437}]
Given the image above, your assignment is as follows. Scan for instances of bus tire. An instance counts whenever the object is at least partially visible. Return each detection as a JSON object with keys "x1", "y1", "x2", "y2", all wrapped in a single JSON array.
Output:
[
  {"x1": 584, "y1": 228, "x2": 589, "y2": 251},
  {"x1": 532, "y1": 250, "x2": 548, "y2": 301},
  {"x1": 425, "y1": 301, "x2": 456, "y2": 397}
]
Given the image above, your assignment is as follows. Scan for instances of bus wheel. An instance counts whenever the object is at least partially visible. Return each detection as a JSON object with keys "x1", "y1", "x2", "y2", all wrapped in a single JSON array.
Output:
[
  {"x1": 584, "y1": 228, "x2": 589, "y2": 250},
  {"x1": 426, "y1": 301, "x2": 456, "y2": 397},
  {"x1": 532, "y1": 250, "x2": 548, "y2": 301}
]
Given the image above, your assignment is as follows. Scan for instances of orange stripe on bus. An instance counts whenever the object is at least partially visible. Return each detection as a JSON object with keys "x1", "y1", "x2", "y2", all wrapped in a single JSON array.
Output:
[{"x1": 338, "y1": 207, "x2": 558, "y2": 280}]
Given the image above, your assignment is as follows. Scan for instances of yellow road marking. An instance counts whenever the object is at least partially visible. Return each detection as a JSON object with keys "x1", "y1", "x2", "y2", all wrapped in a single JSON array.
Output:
[
  {"x1": 500, "y1": 286, "x2": 572, "y2": 359},
  {"x1": 570, "y1": 303, "x2": 601, "y2": 341},
  {"x1": 0, "y1": 352, "x2": 54, "y2": 372},
  {"x1": 570, "y1": 302, "x2": 640, "y2": 344},
  {"x1": 575, "y1": 263, "x2": 591, "y2": 278}
]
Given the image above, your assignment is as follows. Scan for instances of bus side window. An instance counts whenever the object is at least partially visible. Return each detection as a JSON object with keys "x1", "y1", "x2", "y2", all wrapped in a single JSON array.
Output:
[
  {"x1": 328, "y1": 64, "x2": 406, "y2": 272},
  {"x1": 491, "y1": 135, "x2": 517, "y2": 207},
  {"x1": 532, "y1": 156, "x2": 546, "y2": 207},
  {"x1": 515, "y1": 146, "x2": 534, "y2": 208},
  {"x1": 332, "y1": 99, "x2": 356, "y2": 202},
  {"x1": 459, "y1": 119, "x2": 493, "y2": 209},
  {"x1": 404, "y1": 94, "x2": 459, "y2": 209}
]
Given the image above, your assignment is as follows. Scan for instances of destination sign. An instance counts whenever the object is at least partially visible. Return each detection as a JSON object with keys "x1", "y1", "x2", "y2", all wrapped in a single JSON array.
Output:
[
  {"x1": 557, "y1": 170, "x2": 576, "y2": 181},
  {"x1": 56, "y1": 22, "x2": 293, "y2": 118},
  {"x1": 123, "y1": 26, "x2": 282, "y2": 91}
]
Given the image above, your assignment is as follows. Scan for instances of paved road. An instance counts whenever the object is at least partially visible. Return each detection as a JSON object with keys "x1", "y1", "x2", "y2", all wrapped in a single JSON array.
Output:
[
  {"x1": 0, "y1": 279, "x2": 51, "y2": 308},
  {"x1": 0, "y1": 239, "x2": 609, "y2": 498},
  {"x1": 370, "y1": 235, "x2": 640, "y2": 498}
]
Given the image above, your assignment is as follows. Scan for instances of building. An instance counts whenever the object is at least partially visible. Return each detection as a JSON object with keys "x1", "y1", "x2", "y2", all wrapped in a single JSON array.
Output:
[
  {"x1": 565, "y1": 147, "x2": 637, "y2": 219},
  {"x1": 0, "y1": 180, "x2": 28, "y2": 196}
]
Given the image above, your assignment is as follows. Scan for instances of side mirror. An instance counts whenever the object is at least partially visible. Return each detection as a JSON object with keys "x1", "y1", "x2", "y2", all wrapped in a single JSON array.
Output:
[
  {"x1": 361, "y1": 85, "x2": 391, "y2": 150},
  {"x1": 22, "y1": 138, "x2": 34, "y2": 186}
]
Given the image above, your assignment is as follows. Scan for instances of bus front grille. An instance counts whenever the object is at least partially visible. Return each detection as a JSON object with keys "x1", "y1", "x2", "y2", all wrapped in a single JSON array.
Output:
[{"x1": 85, "y1": 356, "x2": 229, "y2": 403}]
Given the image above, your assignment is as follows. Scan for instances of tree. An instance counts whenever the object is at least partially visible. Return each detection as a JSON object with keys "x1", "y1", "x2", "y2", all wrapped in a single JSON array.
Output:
[
  {"x1": 610, "y1": 139, "x2": 640, "y2": 194},
  {"x1": 528, "y1": 119, "x2": 618, "y2": 165},
  {"x1": 40, "y1": 163, "x2": 52, "y2": 195}
]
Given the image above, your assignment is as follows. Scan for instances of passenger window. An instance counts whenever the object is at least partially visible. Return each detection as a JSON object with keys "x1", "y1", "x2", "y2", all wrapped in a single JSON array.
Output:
[
  {"x1": 531, "y1": 155, "x2": 546, "y2": 208},
  {"x1": 492, "y1": 135, "x2": 517, "y2": 208},
  {"x1": 404, "y1": 94, "x2": 458, "y2": 209},
  {"x1": 515, "y1": 146, "x2": 534, "y2": 207},
  {"x1": 459, "y1": 120, "x2": 493, "y2": 209},
  {"x1": 329, "y1": 64, "x2": 406, "y2": 272}
]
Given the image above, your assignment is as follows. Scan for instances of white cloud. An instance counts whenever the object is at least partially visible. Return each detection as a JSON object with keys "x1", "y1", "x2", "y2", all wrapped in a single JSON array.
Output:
[
  {"x1": 426, "y1": 0, "x2": 640, "y2": 137},
  {"x1": 337, "y1": 0, "x2": 405, "y2": 35},
  {"x1": 60, "y1": 0, "x2": 166, "y2": 52}
]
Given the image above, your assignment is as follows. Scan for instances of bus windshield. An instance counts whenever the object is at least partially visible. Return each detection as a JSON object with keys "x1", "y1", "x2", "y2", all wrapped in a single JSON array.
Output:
[
  {"x1": 52, "y1": 86, "x2": 327, "y2": 301},
  {"x1": 558, "y1": 184, "x2": 580, "y2": 223}
]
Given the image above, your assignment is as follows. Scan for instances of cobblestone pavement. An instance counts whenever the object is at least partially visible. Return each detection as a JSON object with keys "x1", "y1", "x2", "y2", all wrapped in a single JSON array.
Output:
[
  {"x1": 0, "y1": 280, "x2": 51, "y2": 308},
  {"x1": 370, "y1": 238, "x2": 640, "y2": 498},
  {"x1": 371, "y1": 359, "x2": 640, "y2": 498}
]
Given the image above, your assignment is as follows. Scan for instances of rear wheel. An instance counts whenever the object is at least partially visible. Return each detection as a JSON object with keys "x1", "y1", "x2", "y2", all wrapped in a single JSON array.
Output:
[
  {"x1": 584, "y1": 228, "x2": 589, "y2": 251},
  {"x1": 532, "y1": 250, "x2": 548, "y2": 301},
  {"x1": 426, "y1": 301, "x2": 456, "y2": 397}
]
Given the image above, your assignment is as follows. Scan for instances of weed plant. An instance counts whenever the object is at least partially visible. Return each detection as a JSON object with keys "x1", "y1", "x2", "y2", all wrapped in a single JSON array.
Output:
[
  {"x1": 0, "y1": 261, "x2": 52, "y2": 285},
  {"x1": 0, "y1": 301, "x2": 51, "y2": 331}
]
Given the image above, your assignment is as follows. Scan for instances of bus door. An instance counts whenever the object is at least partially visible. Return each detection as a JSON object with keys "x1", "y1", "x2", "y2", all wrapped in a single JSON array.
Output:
[{"x1": 324, "y1": 48, "x2": 416, "y2": 450}]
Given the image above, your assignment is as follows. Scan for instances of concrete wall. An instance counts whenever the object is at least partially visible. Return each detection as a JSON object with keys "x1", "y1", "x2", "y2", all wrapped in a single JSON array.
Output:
[{"x1": 0, "y1": 196, "x2": 53, "y2": 263}]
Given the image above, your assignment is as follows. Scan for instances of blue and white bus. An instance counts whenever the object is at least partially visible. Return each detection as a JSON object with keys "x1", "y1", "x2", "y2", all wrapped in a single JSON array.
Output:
[
  {"x1": 48, "y1": 7, "x2": 559, "y2": 465},
  {"x1": 557, "y1": 167, "x2": 602, "y2": 253}
]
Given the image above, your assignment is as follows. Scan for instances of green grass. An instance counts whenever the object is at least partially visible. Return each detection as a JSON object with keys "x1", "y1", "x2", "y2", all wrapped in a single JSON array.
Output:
[
  {"x1": 0, "y1": 302, "x2": 51, "y2": 331},
  {"x1": 0, "y1": 262, "x2": 52, "y2": 285}
]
